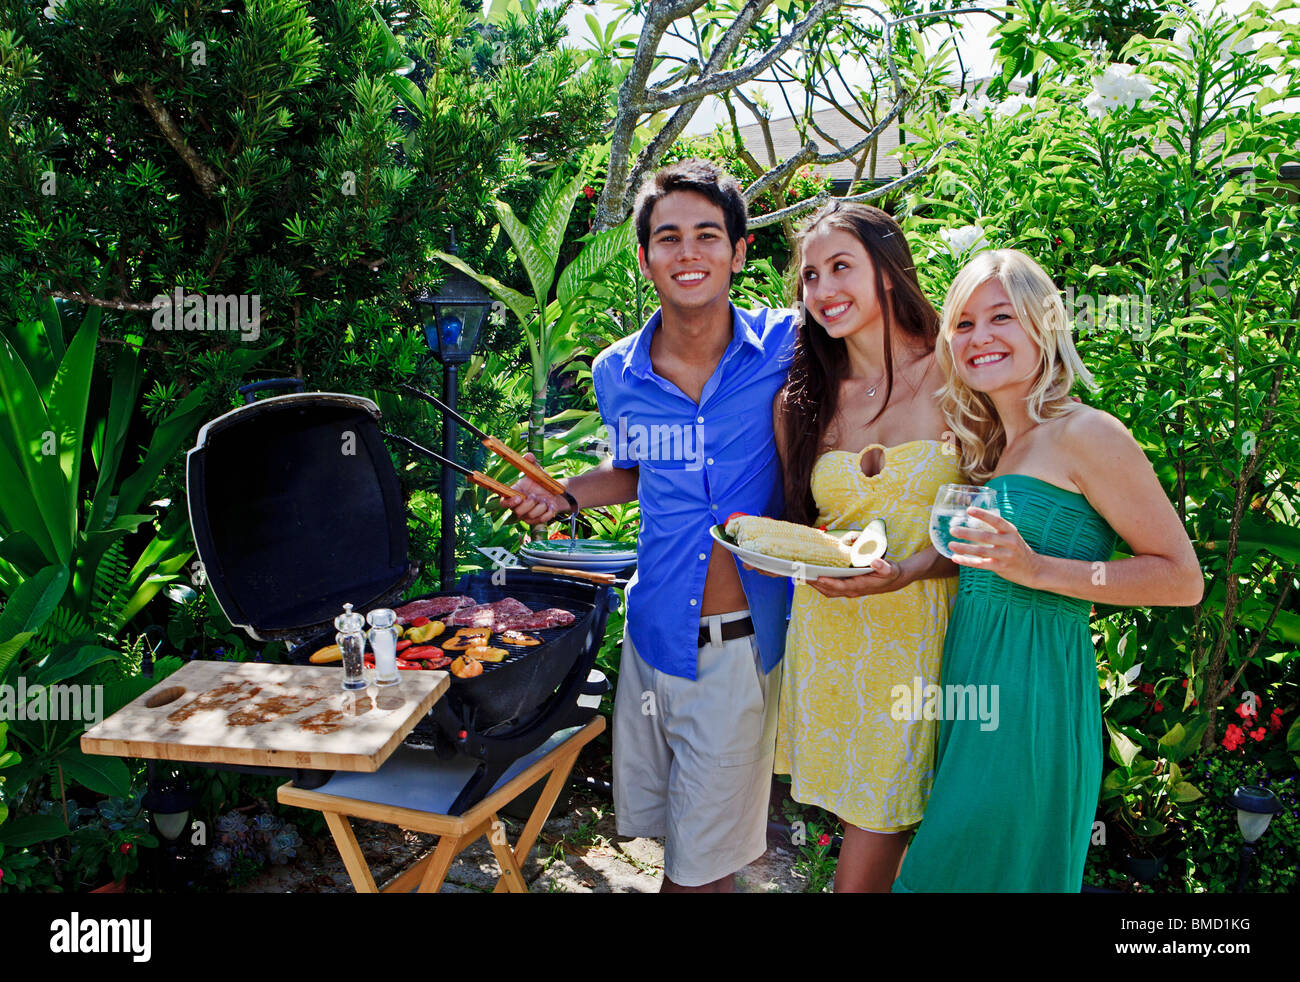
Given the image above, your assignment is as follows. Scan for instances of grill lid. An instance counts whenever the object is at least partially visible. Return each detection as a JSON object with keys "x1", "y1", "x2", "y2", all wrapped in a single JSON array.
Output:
[{"x1": 186, "y1": 391, "x2": 414, "y2": 641}]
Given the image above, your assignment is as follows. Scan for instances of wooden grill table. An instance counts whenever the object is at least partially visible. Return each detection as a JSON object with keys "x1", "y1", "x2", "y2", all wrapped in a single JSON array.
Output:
[
  {"x1": 80, "y1": 660, "x2": 449, "y2": 774},
  {"x1": 276, "y1": 716, "x2": 605, "y2": 893}
]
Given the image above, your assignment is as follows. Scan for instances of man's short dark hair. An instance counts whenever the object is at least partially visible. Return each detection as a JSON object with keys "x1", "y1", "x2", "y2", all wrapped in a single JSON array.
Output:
[{"x1": 633, "y1": 159, "x2": 748, "y2": 254}]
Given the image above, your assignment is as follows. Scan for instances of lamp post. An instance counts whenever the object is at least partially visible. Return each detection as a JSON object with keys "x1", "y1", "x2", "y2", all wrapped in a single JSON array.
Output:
[
  {"x1": 414, "y1": 231, "x2": 492, "y2": 589},
  {"x1": 1230, "y1": 784, "x2": 1282, "y2": 892}
]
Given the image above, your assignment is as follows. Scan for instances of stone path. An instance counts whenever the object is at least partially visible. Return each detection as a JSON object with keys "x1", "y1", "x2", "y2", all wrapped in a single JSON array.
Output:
[{"x1": 237, "y1": 791, "x2": 817, "y2": 893}]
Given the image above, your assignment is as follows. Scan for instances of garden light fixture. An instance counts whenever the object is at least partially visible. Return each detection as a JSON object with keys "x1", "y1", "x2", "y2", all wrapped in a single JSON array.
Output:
[
  {"x1": 414, "y1": 229, "x2": 492, "y2": 365},
  {"x1": 1230, "y1": 784, "x2": 1282, "y2": 892},
  {"x1": 413, "y1": 229, "x2": 493, "y2": 588}
]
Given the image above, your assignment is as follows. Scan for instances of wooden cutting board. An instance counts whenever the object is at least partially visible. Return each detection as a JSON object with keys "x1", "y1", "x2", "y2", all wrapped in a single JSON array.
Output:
[{"x1": 81, "y1": 660, "x2": 449, "y2": 772}]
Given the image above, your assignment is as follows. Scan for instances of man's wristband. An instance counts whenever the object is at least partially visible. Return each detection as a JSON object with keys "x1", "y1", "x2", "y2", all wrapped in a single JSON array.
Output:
[{"x1": 561, "y1": 491, "x2": 580, "y2": 515}]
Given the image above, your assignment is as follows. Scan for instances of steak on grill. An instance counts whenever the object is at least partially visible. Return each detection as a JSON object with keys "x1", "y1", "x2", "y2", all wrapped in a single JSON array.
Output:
[{"x1": 396, "y1": 595, "x2": 476, "y2": 624}]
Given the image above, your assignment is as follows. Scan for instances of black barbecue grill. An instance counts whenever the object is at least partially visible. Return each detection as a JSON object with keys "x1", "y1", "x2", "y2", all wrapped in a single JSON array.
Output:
[{"x1": 186, "y1": 380, "x2": 616, "y2": 814}]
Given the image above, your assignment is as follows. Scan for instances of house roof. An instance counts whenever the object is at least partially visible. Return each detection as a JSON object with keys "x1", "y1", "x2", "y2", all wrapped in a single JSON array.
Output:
[{"x1": 729, "y1": 77, "x2": 1299, "y2": 188}]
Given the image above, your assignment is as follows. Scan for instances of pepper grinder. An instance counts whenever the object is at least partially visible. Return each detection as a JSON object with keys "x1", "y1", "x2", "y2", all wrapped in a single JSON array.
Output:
[
  {"x1": 367, "y1": 607, "x2": 400, "y2": 687},
  {"x1": 335, "y1": 603, "x2": 367, "y2": 691}
]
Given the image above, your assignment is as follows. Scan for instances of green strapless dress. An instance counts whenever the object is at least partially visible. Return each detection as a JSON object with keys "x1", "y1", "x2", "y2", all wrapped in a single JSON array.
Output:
[{"x1": 893, "y1": 474, "x2": 1117, "y2": 892}]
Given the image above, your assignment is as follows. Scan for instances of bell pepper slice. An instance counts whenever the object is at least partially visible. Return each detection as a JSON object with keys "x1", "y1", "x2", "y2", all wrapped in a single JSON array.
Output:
[{"x1": 402, "y1": 645, "x2": 445, "y2": 661}]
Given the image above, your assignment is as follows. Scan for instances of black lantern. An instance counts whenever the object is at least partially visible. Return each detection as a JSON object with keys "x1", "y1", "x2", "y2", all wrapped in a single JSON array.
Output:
[
  {"x1": 415, "y1": 231, "x2": 492, "y2": 365},
  {"x1": 413, "y1": 230, "x2": 493, "y2": 588},
  {"x1": 1230, "y1": 784, "x2": 1283, "y2": 892}
]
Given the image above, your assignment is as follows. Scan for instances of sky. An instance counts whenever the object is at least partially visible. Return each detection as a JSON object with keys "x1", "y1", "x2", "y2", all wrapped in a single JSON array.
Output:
[{"x1": 547, "y1": 0, "x2": 1294, "y2": 134}]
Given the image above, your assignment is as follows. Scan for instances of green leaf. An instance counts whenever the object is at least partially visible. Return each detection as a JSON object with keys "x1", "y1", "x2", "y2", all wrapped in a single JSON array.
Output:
[
  {"x1": 0, "y1": 563, "x2": 68, "y2": 638},
  {"x1": 0, "y1": 813, "x2": 70, "y2": 847},
  {"x1": 1107, "y1": 719, "x2": 1140, "y2": 767},
  {"x1": 1171, "y1": 781, "x2": 1203, "y2": 804},
  {"x1": 383, "y1": 75, "x2": 425, "y2": 117},
  {"x1": 0, "y1": 335, "x2": 71, "y2": 562},
  {"x1": 30, "y1": 644, "x2": 120, "y2": 687},
  {"x1": 494, "y1": 200, "x2": 555, "y2": 311},
  {"x1": 55, "y1": 749, "x2": 131, "y2": 798},
  {"x1": 45, "y1": 317, "x2": 97, "y2": 533},
  {"x1": 1287, "y1": 716, "x2": 1300, "y2": 753},
  {"x1": 557, "y1": 220, "x2": 636, "y2": 308},
  {"x1": 432, "y1": 251, "x2": 534, "y2": 328}
]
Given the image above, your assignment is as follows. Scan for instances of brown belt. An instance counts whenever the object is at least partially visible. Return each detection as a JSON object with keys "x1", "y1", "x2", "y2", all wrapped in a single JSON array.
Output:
[{"x1": 697, "y1": 616, "x2": 755, "y2": 647}]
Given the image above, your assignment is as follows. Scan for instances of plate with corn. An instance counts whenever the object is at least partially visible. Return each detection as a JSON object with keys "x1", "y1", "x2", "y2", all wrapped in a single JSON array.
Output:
[{"x1": 711, "y1": 513, "x2": 888, "y2": 579}]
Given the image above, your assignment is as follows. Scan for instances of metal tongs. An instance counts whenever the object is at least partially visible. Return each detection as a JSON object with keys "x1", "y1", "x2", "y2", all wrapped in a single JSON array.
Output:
[{"x1": 385, "y1": 383, "x2": 570, "y2": 509}]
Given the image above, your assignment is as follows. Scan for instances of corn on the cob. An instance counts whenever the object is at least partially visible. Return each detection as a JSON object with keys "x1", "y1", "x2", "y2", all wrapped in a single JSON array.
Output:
[{"x1": 724, "y1": 515, "x2": 854, "y2": 567}]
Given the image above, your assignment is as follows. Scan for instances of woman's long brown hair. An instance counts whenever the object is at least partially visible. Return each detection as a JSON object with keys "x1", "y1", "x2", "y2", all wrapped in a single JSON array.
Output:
[{"x1": 780, "y1": 201, "x2": 941, "y2": 525}]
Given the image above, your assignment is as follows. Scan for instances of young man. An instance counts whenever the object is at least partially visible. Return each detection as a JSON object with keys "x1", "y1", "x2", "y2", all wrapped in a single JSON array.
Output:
[{"x1": 502, "y1": 160, "x2": 796, "y2": 892}]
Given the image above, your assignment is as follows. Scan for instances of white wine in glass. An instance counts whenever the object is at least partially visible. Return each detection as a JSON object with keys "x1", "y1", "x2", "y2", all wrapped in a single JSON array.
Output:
[{"x1": 929, "y1": 484, "x2": 1000, "y2": 559}]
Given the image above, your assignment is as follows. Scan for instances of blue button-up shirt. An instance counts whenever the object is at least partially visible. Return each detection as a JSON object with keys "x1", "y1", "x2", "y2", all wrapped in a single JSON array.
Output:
[{"x1": 591, "y1": 304, "x2": 797, "y2": 680}]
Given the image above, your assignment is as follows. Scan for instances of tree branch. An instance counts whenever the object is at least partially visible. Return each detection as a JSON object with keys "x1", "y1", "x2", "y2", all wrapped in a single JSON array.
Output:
[
  {"x1": 136, "y1": 83, "x2": 220, "y2": 198},
  {"x1": 50, "y1": 290, "x2": 160, "y2": 311},
  {"x1": 748, "y1": 139, "x2": 951, "y2": 228}
]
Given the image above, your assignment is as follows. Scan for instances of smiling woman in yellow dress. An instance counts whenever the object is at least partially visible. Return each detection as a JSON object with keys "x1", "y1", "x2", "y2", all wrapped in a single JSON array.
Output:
[{"x1": 772, "y1": 201, "x2": 963, "y2": 892}]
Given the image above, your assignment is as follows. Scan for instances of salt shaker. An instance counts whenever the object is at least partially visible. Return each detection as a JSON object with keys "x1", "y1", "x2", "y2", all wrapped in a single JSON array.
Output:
[
  {"x1": 335, "y1": 603, "x2": 367, "y2": 691},
  {"x1": 367, "y1": 607, "x2": 400, "y2": 687}
]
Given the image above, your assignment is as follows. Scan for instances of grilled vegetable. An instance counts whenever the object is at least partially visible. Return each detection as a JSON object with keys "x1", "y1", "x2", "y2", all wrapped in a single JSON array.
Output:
[
  {"x1": 310, "y1": 644, "x2": 343, "y2": 664},
  {"x1": 409, "y1": 617, "x2": 431, "y2": 627},
  {"x1": 449, "y1": 655, "x2": 484, "y2": 678},
  {"x1": 406, "y1": 621, "x2": 444, "y2": 643},
  {"x1": 452, "y1": 627, "x2": 491, "y2": 638},
  {"x1": 499, "y1": 630, "x2": 541, "y2": 646},
  {"x1": 443, "y1": 634, "x2": 489, "y2": 651},
  {"x1": 396, "y1": 639, "x2": 412, "y2": 652},
  {"x1": 396, "y1": 658, "x2": 422, "y2": 671},
  {"x1": 402, "y1": 645, "x2": 445, "y2": 660},
  {"x1": 473, "y1": 647, "x2": 508, "y2": 663}
]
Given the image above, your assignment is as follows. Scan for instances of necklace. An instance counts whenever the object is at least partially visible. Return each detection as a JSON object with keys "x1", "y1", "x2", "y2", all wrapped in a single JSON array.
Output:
[{"x1": 862, "y1": 373, "x2": 886, "y2": 398}]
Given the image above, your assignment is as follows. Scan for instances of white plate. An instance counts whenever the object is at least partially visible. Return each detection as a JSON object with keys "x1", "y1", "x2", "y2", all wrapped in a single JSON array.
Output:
[
  {"x1": 521, "y1": 556, "x2": 634, "y2": 574},
  {"x1": 709, "y1": 525, "x2": 877, "y2": 580},
  {"x1": 520, "y1": 548, "x2": 637, "y2": 565}
]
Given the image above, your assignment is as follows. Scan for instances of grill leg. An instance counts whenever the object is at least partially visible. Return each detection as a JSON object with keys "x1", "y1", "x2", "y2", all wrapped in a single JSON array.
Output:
[
  {"x1": 492, "y1": 747, "x2": 580, "y2": 894},
  {"x1": 487, "y1": 812, "x2": 527, "y2": 893},
  {"x1": 323, "y1": 812, "x2": 378, "y2": 894}
]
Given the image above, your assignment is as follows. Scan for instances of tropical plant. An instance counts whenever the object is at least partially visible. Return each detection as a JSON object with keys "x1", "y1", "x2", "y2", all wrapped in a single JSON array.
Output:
[
  {"x1": 436, "y1": 158, "x2": 637, "y2": 461},
  {"x1": 898, "y1": 2, "x2": 1300, "y2": 758}
]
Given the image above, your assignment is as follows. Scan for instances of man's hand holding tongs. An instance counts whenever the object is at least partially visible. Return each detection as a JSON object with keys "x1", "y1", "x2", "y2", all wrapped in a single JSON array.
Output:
[{"x1": 500, "y1": 452, "x2": 577, "y2": 527}]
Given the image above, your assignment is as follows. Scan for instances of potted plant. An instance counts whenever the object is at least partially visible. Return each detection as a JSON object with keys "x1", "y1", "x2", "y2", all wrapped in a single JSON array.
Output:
[
  {"x1": 67, "y1": 793, "x2": 158, "y2": 892},
  {"x1": 1101, "y1": 721, "x2": 1205, "y2": 881}
]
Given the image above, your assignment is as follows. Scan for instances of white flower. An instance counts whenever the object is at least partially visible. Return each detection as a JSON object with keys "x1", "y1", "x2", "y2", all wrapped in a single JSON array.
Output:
[
  {"x1": 928, "y1": 225, "x2": 991, "y2": 259},
  {"x1": 993, "y1": 94, "x2": 1035, "y2": 118},
  {"x1": 1083, "y1": 63, "x2": 1154, "y2": 117},
  {"x1": 43, "y1": 0, "x2": 66, "y2": 18},
  {"x1": 948, "y1": 92, "x2": 996, "y2": 118}
]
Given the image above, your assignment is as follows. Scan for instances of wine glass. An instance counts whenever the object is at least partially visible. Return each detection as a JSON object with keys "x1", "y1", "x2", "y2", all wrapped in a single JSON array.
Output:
[{"x1": 929, "y1": 484, "x2": 1000, "y2": 559}]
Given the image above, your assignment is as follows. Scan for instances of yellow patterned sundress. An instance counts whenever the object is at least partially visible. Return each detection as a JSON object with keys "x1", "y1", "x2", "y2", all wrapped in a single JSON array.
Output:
[{"x1": 773, "y1": 440, "x2": 964, "y2": 832}]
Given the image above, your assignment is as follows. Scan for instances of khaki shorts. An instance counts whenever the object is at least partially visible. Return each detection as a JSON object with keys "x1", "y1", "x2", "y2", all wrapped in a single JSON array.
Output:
[{"x1": 612, "y1": 610, "x2": 780, "y2": 887}]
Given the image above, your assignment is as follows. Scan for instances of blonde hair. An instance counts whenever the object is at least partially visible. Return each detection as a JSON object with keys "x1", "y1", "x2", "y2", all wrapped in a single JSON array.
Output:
[{"x1": 935, "y1": 249, "x2": 1096, "y2": 483}]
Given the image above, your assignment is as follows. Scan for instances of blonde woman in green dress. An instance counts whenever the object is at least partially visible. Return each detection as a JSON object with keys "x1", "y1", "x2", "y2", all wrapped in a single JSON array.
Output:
[{"x1": 893, "y1": 249, "x2": 1203, "y2": 892}]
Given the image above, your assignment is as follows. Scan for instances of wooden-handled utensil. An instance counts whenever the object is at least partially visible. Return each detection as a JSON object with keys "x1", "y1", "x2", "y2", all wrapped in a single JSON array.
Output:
[
  {"x1": 383, "y1": 432, "x2": 518, "y2": 499},
  {"x1": 528, "y1": 565, "x2": 617, "y2": 584},
  {"x1": 397, "y1": 384, "x2": 567, "y2": 496}
]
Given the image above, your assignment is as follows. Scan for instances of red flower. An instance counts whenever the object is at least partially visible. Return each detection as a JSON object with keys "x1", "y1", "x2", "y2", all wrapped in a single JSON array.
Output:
[
  {"x1": 1222, "y1": 723, "x2": 1245, "y2": 751},
  {"x1": 746, "y1": 234, "x2": 755, "y2": 245},
  {"x1": 1268, "y1": 708, "x2": 1283, "y2": 734},
  {"x1": 1235, "y1": 701, "x2": 1256, "y2": 720},
  {"x1": 1251, "y1": 727, "x2": 1267, "y2": 742},
  {"x1": 1053, "y1": 236, "x2": 1062, "y2": 245},
  {"x1": 817, "y1": 833, "x2": 830, "y2": 846},
  {"x1": 119, "y1": 843, "x2": 133, "y2": 855},
  {"x1": 548, "y1": 530, "x2": 571, "y2": 540},
  {"x1": 1192, "y1": 699, "x2": 1198, "y2": 706},
  {"x1": 1152, "y1": 701, "x2": 1163, "y2": 712},
  {"x1": 582, "y1": 185, "x2": 596, "y2": 199},
  {"x1": 0, "y1": 868, "x2": 5, "y2": 883},
  {"x1": 1181, "y1": 679, "x2": 1188, "y2": 688}
]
